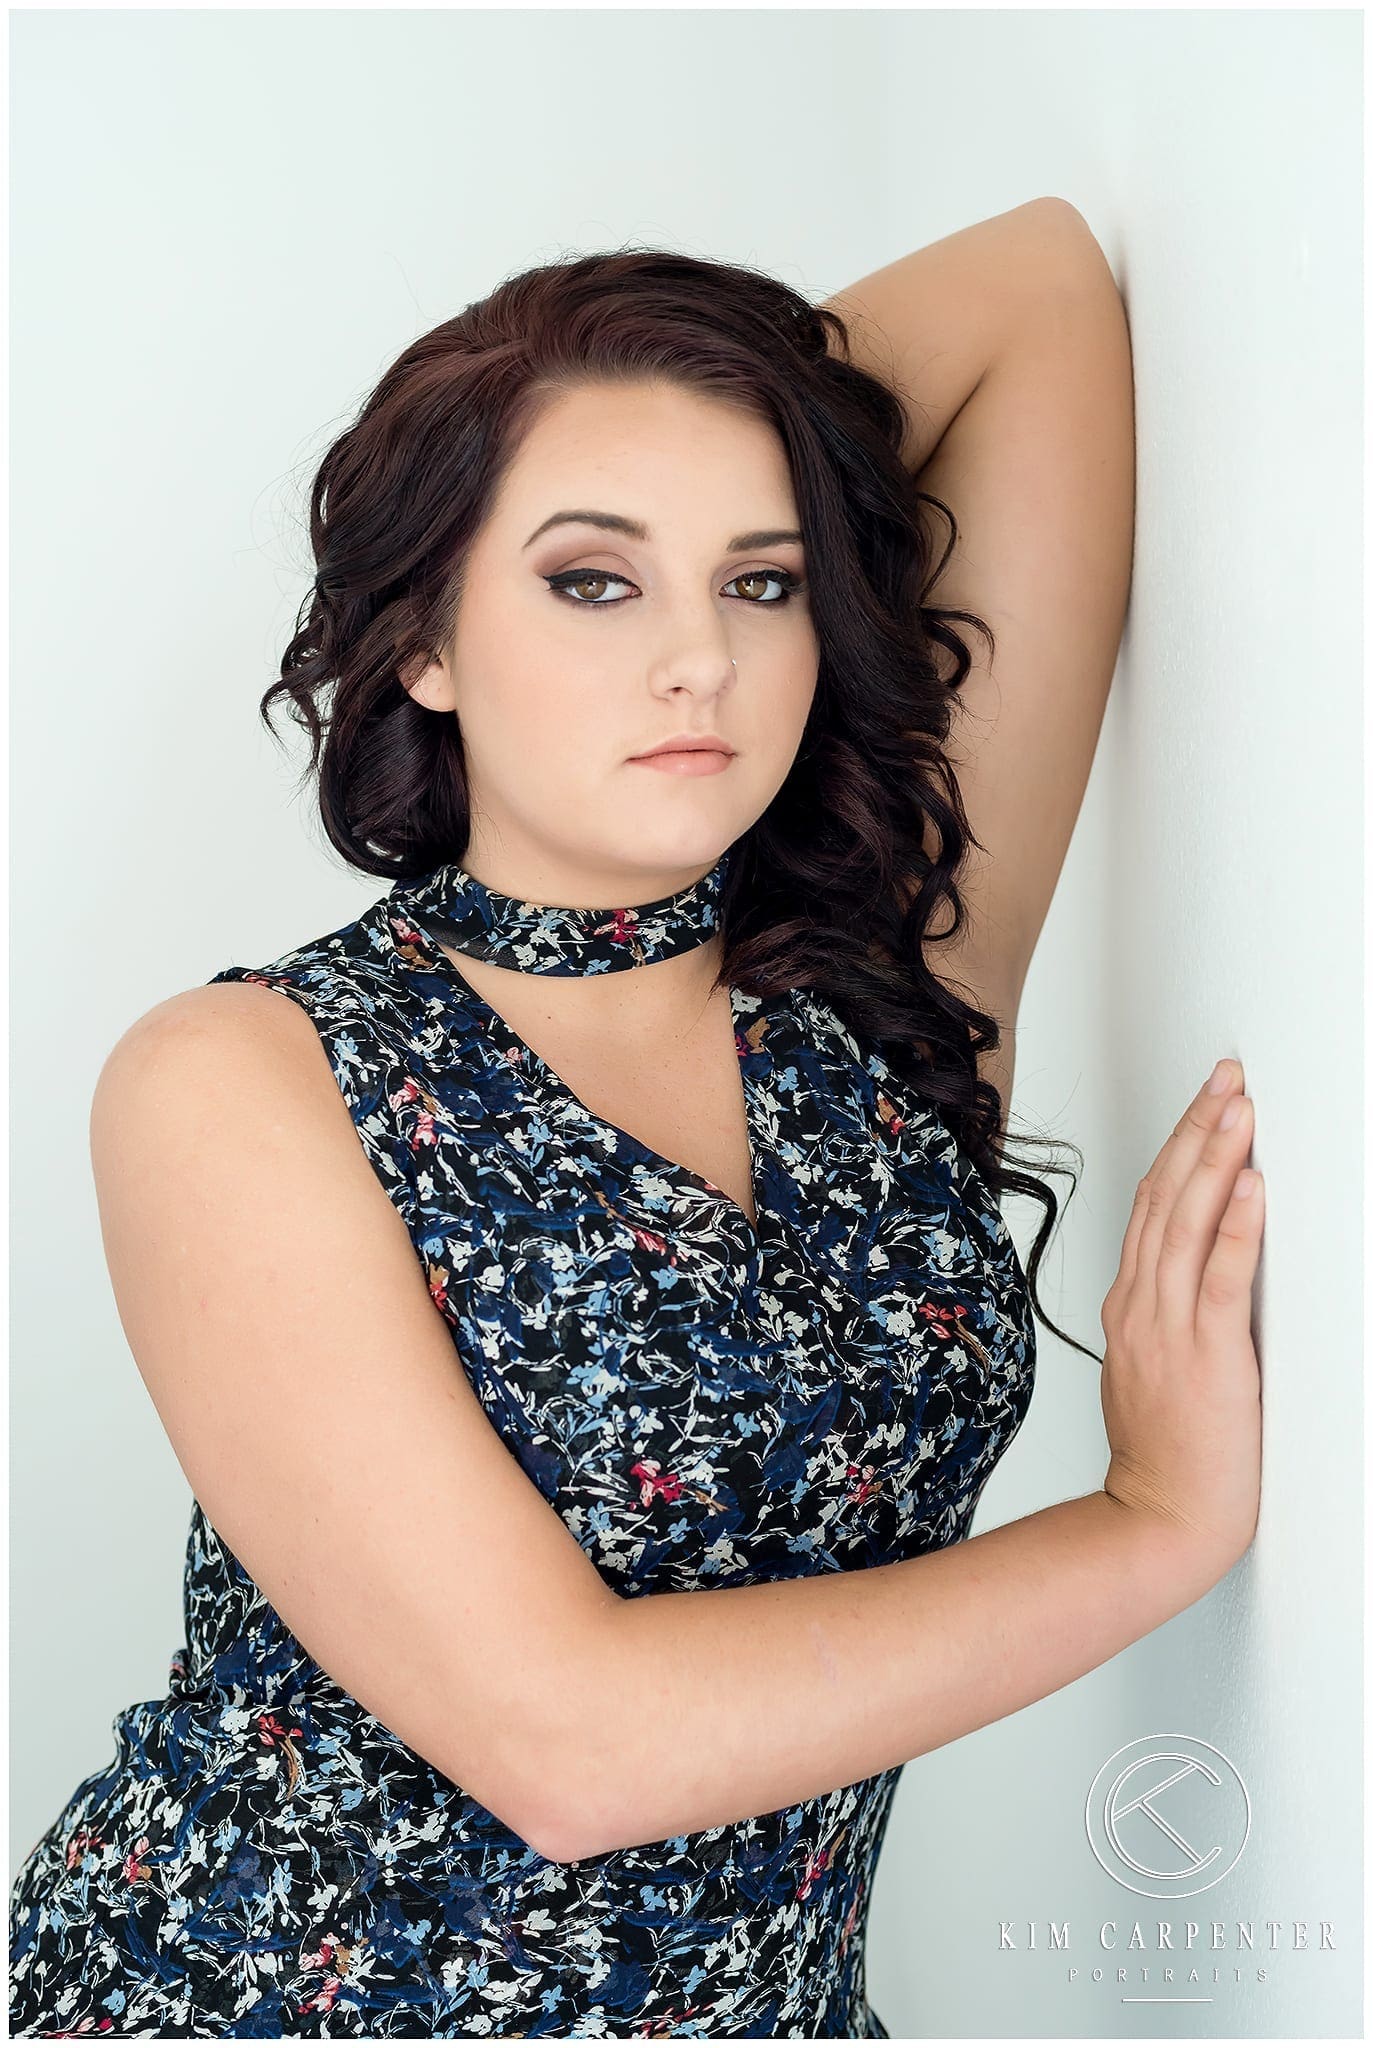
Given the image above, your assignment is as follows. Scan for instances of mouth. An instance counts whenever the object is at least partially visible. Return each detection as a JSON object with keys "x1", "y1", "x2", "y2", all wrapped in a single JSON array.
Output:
[
  {"x1": 627, "y1": 740, "x2": 737, "y2": 777},
  {"x1": 628, "y1": 739, "x2": 737, "y2": 762}
]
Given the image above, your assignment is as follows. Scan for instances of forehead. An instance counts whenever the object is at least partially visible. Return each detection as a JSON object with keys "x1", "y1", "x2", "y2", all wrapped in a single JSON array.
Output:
[{"x1": 493, "y1": 380, "x2": 797, "y2": 525}]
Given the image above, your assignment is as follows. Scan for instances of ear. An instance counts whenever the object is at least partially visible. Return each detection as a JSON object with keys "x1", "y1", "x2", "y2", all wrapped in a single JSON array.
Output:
[{"x1": 400, "y1": 648, "x2": 457, "y2": 714}]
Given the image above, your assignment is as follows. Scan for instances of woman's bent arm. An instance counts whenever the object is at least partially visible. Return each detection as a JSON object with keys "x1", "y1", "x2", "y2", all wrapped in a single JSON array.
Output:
[
  {"x1": 555, "y1": 1490, "x2": 1217, "y2": 1863},
  {"x1": 557, "y1": 1054, "x2": 1264, "y2": 1863}
]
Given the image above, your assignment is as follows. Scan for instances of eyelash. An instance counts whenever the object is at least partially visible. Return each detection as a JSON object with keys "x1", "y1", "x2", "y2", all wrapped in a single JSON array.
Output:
[{"x1": 544, "y1": 567, "x2": 807, "y2": 609}]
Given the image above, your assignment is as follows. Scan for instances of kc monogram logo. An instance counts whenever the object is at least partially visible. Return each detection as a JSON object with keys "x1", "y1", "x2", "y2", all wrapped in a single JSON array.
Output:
[{"x1": 1084, "y1": 1734, "x2": 1252, "y2": 1899}]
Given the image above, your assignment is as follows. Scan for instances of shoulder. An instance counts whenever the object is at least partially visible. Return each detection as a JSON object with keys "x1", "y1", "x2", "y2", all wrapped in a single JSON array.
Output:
[
  {"x1": 96, "y1": 978, "x2": 339, "y2": 1104},
  {"x1": 95, "y1": 892, "x2": 428, "y2": 1125},
  {"x1": 91, "y1": 941, "x2": 428, "y2": 1224},
  {"x1": 87, "y1": 982, "x2": 432, "y2": 1381},
  {"x1": 90, "y1": 982, "x2": 369, "y2": 1196}
]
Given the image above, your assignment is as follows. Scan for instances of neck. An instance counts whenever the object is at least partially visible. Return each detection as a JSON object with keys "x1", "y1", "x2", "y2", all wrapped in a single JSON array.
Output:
[{"x1": 458, "y1": 837, "x2": 723, "y2": 916}]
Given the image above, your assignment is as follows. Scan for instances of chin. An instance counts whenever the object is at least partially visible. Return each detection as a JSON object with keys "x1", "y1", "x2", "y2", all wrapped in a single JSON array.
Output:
[{"x1": 619, "y1": 810, "x2": 749, "y2": 873}]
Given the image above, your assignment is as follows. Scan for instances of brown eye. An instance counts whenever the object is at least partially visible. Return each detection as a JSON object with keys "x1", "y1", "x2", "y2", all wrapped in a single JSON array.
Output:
[
  {"x1": 726, "y1": 570, "x2": 805, "y2": 604},
  {"x1": 543, "y1": 566, "x2": 805, "y2": 610},
  {"x1": 545, "y1": 570, "x2": 632, "y2": 606}
]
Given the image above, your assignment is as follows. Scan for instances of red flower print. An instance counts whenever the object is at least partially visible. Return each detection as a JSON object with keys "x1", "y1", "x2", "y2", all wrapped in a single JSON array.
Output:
[
  {"x1": 796, "y1": 1823, "x2": 849, "y2": 1901},
  {"x1": 637, "y1": 2000, "x2": 699, "y2": 2035},
  {"x1": 299, "y1": 1935, "x2": 356, "y2": 2014},
  {"x1": 876, "y1": 1090, "x2": 906, "y2": 1136},
  {"x1": 256, "y1": 1711, "x2": 305, "y2": 1797},
  {"x1": 594, "y1": 1191, "x2": 678, "y2": 1266},
  {"x1": 593, "y1": 908, "x2": 640, "y2": 946},
  {"x1": 65, "y1": 1826, "x2": 103, "y2": 1871},
  {"x1": 630, "y1": 1458, "x2": 685, "y2": 1507},
  {"x1": 918, "y1": 1299, "x2": 992, "y2": 1367},
  {"x1": 589, "y1": 908, "x2": 649, "y2": 967},
  {"x1": 389, "y1": 1072, "x2": 439, "y2": 1152},
  {"x1": 843, "y1": 1462, "x2": 881, "y2": 1508}
]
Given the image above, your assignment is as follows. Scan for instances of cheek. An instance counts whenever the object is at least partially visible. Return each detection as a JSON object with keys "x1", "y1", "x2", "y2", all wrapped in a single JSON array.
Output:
[
  {"x1": 741, "y1": 687, "x2": 815, "y2": 798},
  {"x1": 752, "y1": 658, "x2": 818, "y2": 748},
  {"x1": 458, "y1": 663, "x2": 594, "y2": 768}
]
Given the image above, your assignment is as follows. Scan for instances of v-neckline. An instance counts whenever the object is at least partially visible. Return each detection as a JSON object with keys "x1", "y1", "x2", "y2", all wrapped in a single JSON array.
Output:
[{"x1": 388, "y1": 902, "x2": 771, "y2": 1250}]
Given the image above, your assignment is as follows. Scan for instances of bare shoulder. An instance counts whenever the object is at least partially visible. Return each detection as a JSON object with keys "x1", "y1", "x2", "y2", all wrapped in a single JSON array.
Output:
[
  {"x1": 92, "y1": 976, "x2": 369, "y2": 1164},
  {"x1": 99, "y1": 976, "x2": 332, "y2": 1076}
]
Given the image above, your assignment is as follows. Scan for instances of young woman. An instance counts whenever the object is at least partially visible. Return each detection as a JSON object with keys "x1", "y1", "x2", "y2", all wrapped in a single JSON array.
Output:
[{"x1": 10, "y1": 203, "x2": 1264, "y2": 2037}]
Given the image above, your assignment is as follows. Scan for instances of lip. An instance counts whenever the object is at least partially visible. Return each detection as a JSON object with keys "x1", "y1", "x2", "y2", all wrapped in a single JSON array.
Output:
[
  {"x1": 629, "y1": 748, "x2": 735, "y2": 776},
  {"x1": 629, "y1": 735, "x2": 737, "y2": 761}
]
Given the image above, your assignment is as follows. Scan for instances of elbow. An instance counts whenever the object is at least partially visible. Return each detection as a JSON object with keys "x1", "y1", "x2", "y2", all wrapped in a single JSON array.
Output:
[
  {"x1": 429, "y1": 1737, "x2": 600, "y2": 1869},
  {"x1": 491, "y1": 1587, "x2": 632, "y2": 1866},
  {"x1": 505, "y1": 1668, "x2": 630, "y2": 1866},
  {"x1": 510, "y1": 1752, "x2": 614, "y2": 1869},
  {"x1": 440, "y1": 1732, "x2": 592, "y2": 1868},
  {"x1": 521, "y1": 1805, "x2": 595, "y2": 1869}
]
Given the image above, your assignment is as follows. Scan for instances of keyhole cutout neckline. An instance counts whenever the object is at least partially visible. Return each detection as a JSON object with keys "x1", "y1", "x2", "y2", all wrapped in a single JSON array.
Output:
[{"x1": 384, "y1": 853, "x2": 768, "y2": 1249}]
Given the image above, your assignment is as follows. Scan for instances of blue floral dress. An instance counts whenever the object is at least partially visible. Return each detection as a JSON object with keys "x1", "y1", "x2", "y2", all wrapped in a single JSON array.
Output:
[{"x1": 9, "y1": 852, "x2": 1037, "y2": 2038}]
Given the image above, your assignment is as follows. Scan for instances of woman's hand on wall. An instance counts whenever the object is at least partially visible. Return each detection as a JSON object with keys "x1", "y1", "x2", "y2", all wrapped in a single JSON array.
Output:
[{"x1": 1098, "y1": 1059, "x2": 1265, "y2": 1577}]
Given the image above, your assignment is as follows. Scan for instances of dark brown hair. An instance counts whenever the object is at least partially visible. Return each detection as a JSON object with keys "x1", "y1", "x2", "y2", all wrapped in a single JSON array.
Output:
[{"x1": 261, "y1": 245, "x2": 1099, "y2": 1365}]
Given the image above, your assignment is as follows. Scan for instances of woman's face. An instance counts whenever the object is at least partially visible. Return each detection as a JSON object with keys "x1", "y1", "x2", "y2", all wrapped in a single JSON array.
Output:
[{"x1": 404, "y1": 378, "x2": 819, "y2": 902}]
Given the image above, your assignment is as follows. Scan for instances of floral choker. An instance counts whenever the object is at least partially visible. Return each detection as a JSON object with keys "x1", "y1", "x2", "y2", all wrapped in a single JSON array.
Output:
[{"x1": 392, "y1": 848, "x2": 732, "y2": 977}]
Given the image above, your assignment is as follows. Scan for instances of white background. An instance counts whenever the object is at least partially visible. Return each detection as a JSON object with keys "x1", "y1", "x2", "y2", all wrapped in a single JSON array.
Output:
[{"x1": 9, "y1": 8, "x2": 1363, "y2": 2036}]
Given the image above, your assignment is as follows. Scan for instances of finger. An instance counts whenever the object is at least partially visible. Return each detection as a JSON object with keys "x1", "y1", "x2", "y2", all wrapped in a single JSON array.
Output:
[
  {"x1": 1154, "y1": 1092, "x2": 1256, "y2": 1334},
  {"x1": 1110, "y1": 1177, "x2": 1154, "y2": 1315},
  {"x1": 1135, "y1": 1064, "x2": 1247, "y2": 1303},
  {"x1": 1116, "y1": 1059, "x2": 1243, "y2": 1301},
  {"x1": 1194, "y1": 1163, "x2": 1265, "y2": 1346}
]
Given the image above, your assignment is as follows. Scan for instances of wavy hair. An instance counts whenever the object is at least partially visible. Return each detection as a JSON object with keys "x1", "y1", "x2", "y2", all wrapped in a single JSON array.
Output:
[{"x1": 261, "y1": 245, "x2": 1098, "y2": 1366}]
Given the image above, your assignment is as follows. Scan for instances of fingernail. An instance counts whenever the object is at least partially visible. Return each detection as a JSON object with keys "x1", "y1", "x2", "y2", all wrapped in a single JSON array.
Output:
[{"x1": 1206, "y1": 1060, "x2": 1232, "y2": 1094}]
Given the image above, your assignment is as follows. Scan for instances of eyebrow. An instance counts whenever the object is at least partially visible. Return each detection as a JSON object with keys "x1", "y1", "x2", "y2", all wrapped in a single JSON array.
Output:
[{"x1": 522, "y1": 509, "x2": 804, "y2": 552}]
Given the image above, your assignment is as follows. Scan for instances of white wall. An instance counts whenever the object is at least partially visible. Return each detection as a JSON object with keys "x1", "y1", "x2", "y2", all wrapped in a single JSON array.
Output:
[{"x1": 10, "y1": 9, "x2": 1361, "y2": 2036}]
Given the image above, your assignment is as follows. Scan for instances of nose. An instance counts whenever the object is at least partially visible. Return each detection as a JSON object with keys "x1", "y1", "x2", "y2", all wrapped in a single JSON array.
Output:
[{"x1": 652, "y1": 652, "x2": 739, "y2": 701}]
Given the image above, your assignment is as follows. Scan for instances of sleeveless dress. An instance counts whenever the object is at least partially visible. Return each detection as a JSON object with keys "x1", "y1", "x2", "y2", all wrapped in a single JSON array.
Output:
[{"x1": 9, "y1": 855, "x2": 1038, "y2": 2039}]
